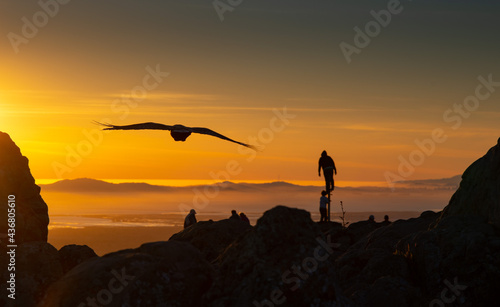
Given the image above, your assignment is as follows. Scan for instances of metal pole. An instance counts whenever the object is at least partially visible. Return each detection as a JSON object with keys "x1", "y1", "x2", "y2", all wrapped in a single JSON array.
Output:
[{"x1": 327, "y1": 191, "x2": 331, "y2": 222}]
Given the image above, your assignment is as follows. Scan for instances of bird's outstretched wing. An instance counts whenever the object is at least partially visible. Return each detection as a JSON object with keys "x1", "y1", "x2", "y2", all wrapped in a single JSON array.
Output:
[
  {"x1": 190, "y1": 127, "x2": 258, "y2": 150},
  {"x1": 95, "y1": 122, "x2": 174, "y2": 131}
]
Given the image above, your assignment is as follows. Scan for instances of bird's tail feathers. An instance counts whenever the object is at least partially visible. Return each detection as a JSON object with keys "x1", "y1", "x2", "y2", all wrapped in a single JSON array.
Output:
[
  {"x1": 93, "y1": 121, "x2": 115, "y2": 130},
  {"x1": 245, "y1": 144, "x2": 264, "y2": 152}
]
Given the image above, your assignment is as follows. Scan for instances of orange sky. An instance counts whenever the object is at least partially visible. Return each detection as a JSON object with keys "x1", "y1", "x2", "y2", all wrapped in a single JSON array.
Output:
[{"x1": 1, "y1": 1, "x2": 499, "y2": 187}]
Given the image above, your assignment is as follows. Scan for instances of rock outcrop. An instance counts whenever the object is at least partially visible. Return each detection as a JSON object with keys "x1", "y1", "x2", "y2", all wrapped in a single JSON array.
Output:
[
  {"x1": 169, "y1": 219, "x2": 252, "y2": 262},
  {"x1": 0, "y1": 132, "x2": 49, "y2": 243},
  {"x1": 0, "y1": 132, "x2": 59, "y2": 306},
  {"x1": 58, "y1": 244, "x2": 98, "y2": 274},
  {"x1": 396, "y1": 215, "x2": 500, "y2": 306},
  {"x1": 205, "y1": 206, "x2": 349, "y2": 306},
  {"x1": 40, "y1": 241, "x2": 214, "y2": 307},
  {"x1": 2, "y1": 132, "x2": 499, "y2": 306},
  {"x1": 0, "y1": 242, "x2": 63, "y2": 307},
  {"x1": 392, "y1": 139, "x2": 500, "y2": 306},
  {"x1": 335, "y1": 211, "x2": 440, "y2": 306},
  {"x1": 440, "y1": 138, "x2": 500, "y2": 227}
]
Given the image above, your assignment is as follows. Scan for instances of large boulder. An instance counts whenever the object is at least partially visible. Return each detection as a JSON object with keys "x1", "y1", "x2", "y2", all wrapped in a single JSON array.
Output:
[
  {"x1": 335, "y1": 211, "x2": 439, "y2": 306},
  {"x1": 0, "y1": 242, "x2": 63, "y2": 307},
  {"x1": 344, "y1": 220, "x2": 381, "y2": 244},
  {"x1": 58, "y1": 244, "x2": 98, "y2": 274},
  {"x1": 393, "y1": 139, "x2": 500, "y2": 306},
  {"x1": 396, "y1": 215, "x2": 500, "y2": 306},
  {"x1": 0, "y1": 132, "x2": 49, "y2": 243},
  {"x1": 348, "y1": 211, "x2": 440, "y2": 252},
  {"x1": 205, "y1": 206, "x2": 349, "y2": 306},
  {"x1": 40, "y1": 241, "x2": 214, "y2": 307},
  {"x1": 439, "y1": 138, "x2": 500, "y2": 227},
  {"x1": 169, "y1": 219, "x2": 252, "y2": 262}
]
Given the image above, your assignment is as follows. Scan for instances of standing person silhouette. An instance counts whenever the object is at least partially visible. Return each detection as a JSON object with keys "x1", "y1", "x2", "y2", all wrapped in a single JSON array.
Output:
[
  {"x1": 319, "y1": 191, "x2": 329, "y2": 222},
  {"x1": 184, "y1": 209, "x2": 197, "y2": 228},
  {"x1": 318, "y1": 150, "x2": 337, "y2": 193}
]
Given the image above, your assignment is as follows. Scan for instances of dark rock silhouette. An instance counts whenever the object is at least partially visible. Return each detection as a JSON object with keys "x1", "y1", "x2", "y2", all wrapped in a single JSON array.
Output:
[
  {"x1": 336, "y1": 211, "x2": 440, "y2": 306},
  {"x1": 344, "y1": 219, "x2": 380, "y2": 243},
  {"x1": 169, "y1": 219, "x2": 252, "y2": 262},
  {"x1": 0, "y1": 242, "x2": 63, "y2": 307},
  {"x1": 393, "y1": 139, "x2": 500, "y2": 306},
  {"x1": 0, "y1": 133, "x2": 58, "y2": 306},
  {"x1": 0, "y1": 132, "x2": 49, "y2": 243},
  {"x1": 2, "y1": 133, "x2": 499, "y2": 306},
  {"x1": 396, "y1": 215, "x2": 500, "y2": 306},
  {"x1": 439, "y1": 139, "x2": 500, "y2": 227},
  {"x1": 40, "y1": 241, "x2": 214, "y2": 307},
  {"x1": 58, "y1": 244, "x2": 98, "y2": 274},
  {"x1": 205, "y1": 206, "x2": 350, "y2": 306}
]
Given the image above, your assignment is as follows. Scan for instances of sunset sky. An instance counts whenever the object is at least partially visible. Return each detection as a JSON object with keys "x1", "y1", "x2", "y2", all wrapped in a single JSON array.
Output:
[{"x1": 1, "y1": 0, "x2": 499, "y2": 187}]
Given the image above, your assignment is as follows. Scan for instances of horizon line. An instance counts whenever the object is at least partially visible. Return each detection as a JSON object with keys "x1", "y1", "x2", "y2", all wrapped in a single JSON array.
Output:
[
  {"x1": 36, "y1": 177, "x2": 460, "y2": 189},
  {"x1": 36, "y1": 178, "x2": 391, "y2": 188}
]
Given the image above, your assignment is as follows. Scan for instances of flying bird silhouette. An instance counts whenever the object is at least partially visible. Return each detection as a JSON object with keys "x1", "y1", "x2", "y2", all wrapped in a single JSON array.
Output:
[{"x1": 96, "y1": 122, "x2": 258, "y2": 150}]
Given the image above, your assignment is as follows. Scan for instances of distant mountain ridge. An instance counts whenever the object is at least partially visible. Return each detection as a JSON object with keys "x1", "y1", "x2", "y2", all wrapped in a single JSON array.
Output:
[
  {"x1": 39, "y1": 176, "x2": 461, "y2": 194},
  {"x1": 395, "y1": 174, "x2": 461, "y2": 189},
  {"x1": 40, "y1": 178, "x2": 171, "y2": 193}
]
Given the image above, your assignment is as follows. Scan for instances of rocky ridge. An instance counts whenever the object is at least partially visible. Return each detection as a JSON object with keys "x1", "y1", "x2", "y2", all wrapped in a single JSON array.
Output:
[{"x1": 1, "y1": 132, "x2": 499, "y2": 306}]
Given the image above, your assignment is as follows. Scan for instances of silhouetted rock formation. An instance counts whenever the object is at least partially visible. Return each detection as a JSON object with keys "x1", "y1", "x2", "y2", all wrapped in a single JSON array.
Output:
[
  {"x1": 0, "y1": 242, "x2": 63, "y2": 307},
  {"x1": 205, "y1": 206, "x2": 349, "y2": 306},
  {"x1": 336, "y1": 211, "x2": 440, "y2": 306},
  {"x1": 58, "y1": 244, "x2": 98, "y2": 274},
  {"x1": 0, "y1": 133, "x2": 56, "y2": 306},
  {"x1": 169, "y1": 219, "x2": 252, "y2": 262},
  {"x1": 392, "y1": 139, "x2": 500, "y2": 306},
  {"x1": 344, "y1": 219, "x2": 380, "y2": 243},
  {"x1": 440, "y1": 138, "x2": 500, "y2": 227},
  {"x1": 3, "y1": 133, "x2": 500, "y2": 306},
  {"x1": 0, "y1": 132, "x2": 49, "y2": 243},
  {"x1": 396, "y1": 215, "x2": 500, "y2": 306},
  {"x1": 40, "y1": 241, "x2": 214, "y2": 307}
]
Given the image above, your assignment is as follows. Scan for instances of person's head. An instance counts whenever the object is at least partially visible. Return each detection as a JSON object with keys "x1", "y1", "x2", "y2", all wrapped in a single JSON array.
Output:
[
  {"x1": 321, "y1": 150, "x2": 327, "y2": 157},
  {"x1": 369, "y1": 215, "x2": 375, "y2": 221},
  {"x1": 239, "y1": 212, "x2": 246, "y2": 217},
  {"x1": 231, "y1": 210, "x2": 237, "y2": 215},
  {"x1": 190, "y1": 209, "x2": 196, "y2": 215},
  {"x1": 321, "y1": 190, "x2": 327, "y2": 196},
  {"x1": 384, "y1": 215, "x2": 389, "y2": 221}
]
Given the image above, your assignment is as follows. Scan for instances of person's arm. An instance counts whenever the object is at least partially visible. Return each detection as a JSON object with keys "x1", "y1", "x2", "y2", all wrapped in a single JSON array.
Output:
[
  {"x1": 318, "y1": 159, "x2": 322, "y2": 176},
  {"x1": 333, "y1": 159, "x2": 337, "y2": 175}
]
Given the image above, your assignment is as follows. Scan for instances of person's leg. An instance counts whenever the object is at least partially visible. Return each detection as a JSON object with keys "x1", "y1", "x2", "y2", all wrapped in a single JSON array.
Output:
[{"x1": 320, "y1": 208, "x2": 326, "y2": 222}]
